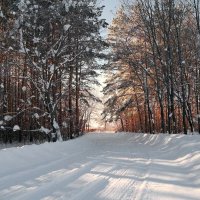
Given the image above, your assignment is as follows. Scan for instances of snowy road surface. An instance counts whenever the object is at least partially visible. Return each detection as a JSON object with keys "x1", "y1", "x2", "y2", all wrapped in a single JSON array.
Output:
[{"x1": 0, "y1": 133, "x2": 200, "y2": 200}]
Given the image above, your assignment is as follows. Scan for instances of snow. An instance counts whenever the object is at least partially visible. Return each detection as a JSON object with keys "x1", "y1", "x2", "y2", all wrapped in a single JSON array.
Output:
[
  {"x1": 63, "y1": 24, "x2": 71, "y2": 32},
  {"x1": 33, "y1": 113, "x2": 39, "y2": 119},
  {"x1": 50, "y1": 64, "x2": 55, "y2": 73},
  {"x1": 8, "y1": 47, "x2": 14, "y2": 51},
  {"x1": 62, "y1": 122, "x2": 67, "y2": 128},
  {"x1": 0, "y1": 133, "x2": 199, "y2": 200},
  {"x1": 33, "y1": 37, "x2": 40, "y2": 44},
  {"x1": 17, "y1": 0, "x2": 27, "y2": 12},
  {"x1": 53, "y1": 119, "x2": 59, "y2": 130},
  {"x1": 182, "y1": 61, "x2": 186, "y2": 64},
  {"x1": 13, "y1": 125, "x2": 20, "y2": 132},
  {"x1": 4, "y1": 115, "x2": 13, "y2": 121},
  {"x1": 22, "y1": 86, "x2": 27, "y2": 92},
  {"x1": 89, "y1": 2, "x2": 94, "y2": 7},
  {"x1": 0, "y1": 6, "x2": 4, "y2": 18},
  {"x1": 39, "y1": 126, "x2": 50, "y2": 134}
]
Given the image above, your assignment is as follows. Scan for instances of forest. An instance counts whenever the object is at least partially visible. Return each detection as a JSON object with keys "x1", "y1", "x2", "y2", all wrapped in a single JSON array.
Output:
[
  {"x1": 0, "y1": 0, "x2": 108, "y2": 143},
  {"x1": 1, "y1": 0, "x2": 200, "y2": 145},
  {"x1": 103, "y1": 0, "x2": 200, "y2": 135}
]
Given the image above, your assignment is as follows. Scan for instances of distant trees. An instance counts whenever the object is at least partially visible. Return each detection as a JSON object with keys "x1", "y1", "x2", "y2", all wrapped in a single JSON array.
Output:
[
  {"x1": 192, "y1": 0, "x2": 200, "y2": 133},
  {"x1": 103, "y1": 0, "x2": 200, "y2": 134},
  {"x1": 0, "y1": 0, "x2": 107, "y2": 143}
]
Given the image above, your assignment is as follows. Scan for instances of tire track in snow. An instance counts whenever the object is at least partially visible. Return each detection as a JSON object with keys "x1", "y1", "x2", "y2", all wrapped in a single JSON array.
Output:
[
  {"x1": 87, "y1": 149, "x2": 137, "y2": 200},
  {"x1": 134, "y1": 155, "x2": 152, "y2": 200},
  {"x1": 0, "y1": 145, "x2": 93, "y2": 191},
  {"x1": 0, "y1": 159, "x2": 100, "y2": 200}
]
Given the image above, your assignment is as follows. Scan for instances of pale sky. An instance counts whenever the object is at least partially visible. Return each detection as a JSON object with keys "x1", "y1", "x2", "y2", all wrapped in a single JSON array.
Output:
[
  {"x1": 89, "y1": 1, "x2": 122, "y2": 129},
  {"x1": 101, "y1": 0, "x2": 121, "y2": 23},
  {"x1": 100, "y1": 0, "x2": 122, "y2": 37}
]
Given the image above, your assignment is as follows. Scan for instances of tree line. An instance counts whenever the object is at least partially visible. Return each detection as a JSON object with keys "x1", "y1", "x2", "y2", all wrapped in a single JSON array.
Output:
[
  {"x1": 103, "y1": 0, "x2": 200, "y2": 134},
  {"x1": 0, "y1": 0, "x2": 108, "y2": 143}
]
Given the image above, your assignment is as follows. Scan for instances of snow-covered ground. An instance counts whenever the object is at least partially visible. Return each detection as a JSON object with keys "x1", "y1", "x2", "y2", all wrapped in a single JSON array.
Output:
[{"x1": 0, "y1": 132, "x2": 200, "y2": 200}]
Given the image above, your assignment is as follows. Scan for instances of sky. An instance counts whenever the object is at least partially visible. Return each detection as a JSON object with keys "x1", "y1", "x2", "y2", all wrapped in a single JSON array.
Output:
[
  {"x1": 90, "y1": 0, "x2": 124, "y2": 130},
  {"x1": 89, "y1": 1, "x2": 122, "y2": 129},
  {"x1": 101, "y1": 0, "x2": 121, "y2": 23},
  {"x1": 100, "y1": 0, "x2": 122, "y2": 37}
]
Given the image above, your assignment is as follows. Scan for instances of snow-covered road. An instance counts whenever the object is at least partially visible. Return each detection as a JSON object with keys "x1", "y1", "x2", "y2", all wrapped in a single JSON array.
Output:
[{"x1": 0, "y1": 133, "x2": 200, "y2": 200}]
